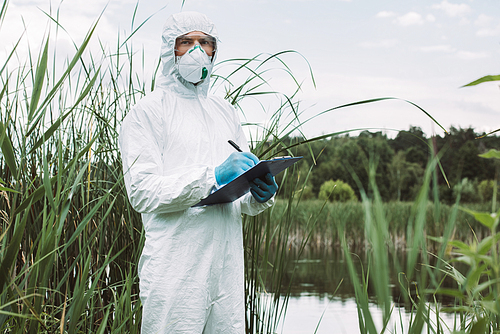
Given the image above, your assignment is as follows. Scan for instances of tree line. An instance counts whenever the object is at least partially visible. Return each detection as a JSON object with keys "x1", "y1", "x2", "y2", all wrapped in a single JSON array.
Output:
[{"x1": 276, "y1": 126, "x2": 500, "y2": 203}]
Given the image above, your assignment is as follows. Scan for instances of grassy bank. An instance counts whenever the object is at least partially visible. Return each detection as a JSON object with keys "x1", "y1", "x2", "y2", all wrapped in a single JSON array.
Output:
[{"x1": 268, "y1": 199, "x2": 491, "y2": 252}]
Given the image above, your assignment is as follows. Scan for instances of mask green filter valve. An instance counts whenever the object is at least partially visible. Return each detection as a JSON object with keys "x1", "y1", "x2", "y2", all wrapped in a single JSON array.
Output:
[{"x1": 201, "y1": 67, "x2": 208, "y2": 80}]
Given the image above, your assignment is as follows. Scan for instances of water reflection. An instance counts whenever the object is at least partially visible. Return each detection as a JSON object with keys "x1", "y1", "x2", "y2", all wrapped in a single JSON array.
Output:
[
  {"x1": 275, "y1": 250, "x2": 460, "y2": 333},
  {"x1": 279, "y1": 294, "x2": 457, "y2": 334}
]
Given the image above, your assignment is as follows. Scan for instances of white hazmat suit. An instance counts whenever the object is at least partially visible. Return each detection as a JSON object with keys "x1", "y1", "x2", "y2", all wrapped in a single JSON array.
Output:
[{"x1": 119, "y1": 11, "x2": 273, "y2": 334}]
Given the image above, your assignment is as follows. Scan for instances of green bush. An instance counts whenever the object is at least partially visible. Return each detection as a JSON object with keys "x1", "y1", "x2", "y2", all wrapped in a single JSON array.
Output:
[
  {"x1": 453, "y1": 177, "x2": 480, "y2": 203},
  {"x1": 478, "y1": 179, "x2": 496, "y2": 202},
  {"x1": 318, "y1": 179, "x2": 358, "y2": 202}
]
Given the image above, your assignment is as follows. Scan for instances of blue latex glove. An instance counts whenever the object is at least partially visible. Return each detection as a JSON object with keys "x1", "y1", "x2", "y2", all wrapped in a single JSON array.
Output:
[
  {"x1": 250, "y1": 173, "x2": 278, "y2": 203},
  {"x1": 215, "y1": 152, "x2": 260, "y2": 186}
]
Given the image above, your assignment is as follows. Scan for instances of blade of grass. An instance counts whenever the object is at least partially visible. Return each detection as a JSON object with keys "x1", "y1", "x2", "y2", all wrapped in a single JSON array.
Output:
[
  {"x1": 0, "y1": 121, "x2": 18, "y2": 181},
  {"x1": 26, "y1": 15, "x2": 101, "y2": 136},
  {"x1": 27, "y1": 36, "x2": 49, "y2": 122}
]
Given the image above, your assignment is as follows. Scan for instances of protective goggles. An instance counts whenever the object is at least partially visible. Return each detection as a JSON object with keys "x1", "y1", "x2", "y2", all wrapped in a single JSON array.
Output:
[{"x1": 175, "y1": 33, "x2": 217, "y2": 56}]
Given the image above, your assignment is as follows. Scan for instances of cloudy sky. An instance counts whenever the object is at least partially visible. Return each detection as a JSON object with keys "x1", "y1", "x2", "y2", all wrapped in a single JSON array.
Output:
[{"x1": 2, "y1": 0, "x2": 500, "y2": 139}]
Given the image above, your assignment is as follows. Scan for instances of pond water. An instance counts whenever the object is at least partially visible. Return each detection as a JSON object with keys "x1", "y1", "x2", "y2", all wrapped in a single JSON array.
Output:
[
  {"x1": 274, "y1": 251, "x2": 459, "y2": 334},
  {"x1": 278, "y1": 294, "x2": 458, "y2": 334}
]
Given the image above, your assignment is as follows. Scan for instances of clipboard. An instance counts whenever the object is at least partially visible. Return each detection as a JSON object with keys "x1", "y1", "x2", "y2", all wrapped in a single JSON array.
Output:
[{"x1": 193, "y1": 156, "x2": 302, "y2": 207}]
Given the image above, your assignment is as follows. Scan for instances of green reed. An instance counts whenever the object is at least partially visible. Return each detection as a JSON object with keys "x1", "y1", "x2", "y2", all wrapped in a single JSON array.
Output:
[
  {"x1": 0, "y1": 2, "x2": 145, "y2": 332},
  {"x1": 266, "y1": 200, "x2": 491, "y2": 252}
]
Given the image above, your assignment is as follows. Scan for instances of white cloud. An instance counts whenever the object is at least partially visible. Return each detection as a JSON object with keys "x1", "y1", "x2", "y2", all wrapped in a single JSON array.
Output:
[
  {"x1": 458, "y1": 17, "x2": 470, "y2": 25},
  {"x1": 359, "y1": 39, "x2": 398, "y2": 49},
  {"x1": 457, "y1": 50, "x2": 489, "y2": 60},
  {"x1": 475, "y1": 14, "x2": 494, "y2": 27},
  {"x1": 431, "y1": 1, "x2": 471, "y2": 17},
  {"x1": 474, "y1": 14, "x2": 500, "y2": 37},
  {"x1": 376, "y1": 11, "x2": 397, "y2": 18},
  {"x1": 416, "y1": 45, "x2": 490, "y2": 61},
  {"x1": 426, "y1": 14, "x2": 436, "y2": 22},
  {"x1": 476, "y1": 26, "x2": 500, "y2": 37},
  {"x1": 379, "y1": 11, "x2": 434, "y2": 26},
  {"x1": 395, "y1": 12, "x2": 424, "y2": 26},
  {"x1": 419, "y1": 45, "x2": 455, "y2": 53}
]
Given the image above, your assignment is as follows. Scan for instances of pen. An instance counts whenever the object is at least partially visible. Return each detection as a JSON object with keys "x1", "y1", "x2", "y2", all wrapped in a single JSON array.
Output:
[
  {"x1": 228, "y1": 140, "x2": 242, "y2": 152},
  {"x1": 228, "y1": 139, "x2": 265, "y2": 181}
]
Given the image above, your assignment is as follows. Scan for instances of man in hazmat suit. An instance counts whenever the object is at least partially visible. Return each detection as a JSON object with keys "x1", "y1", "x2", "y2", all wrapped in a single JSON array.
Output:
[{"x1": 119, "y1": 11, "x2": 278, "y2": 334}]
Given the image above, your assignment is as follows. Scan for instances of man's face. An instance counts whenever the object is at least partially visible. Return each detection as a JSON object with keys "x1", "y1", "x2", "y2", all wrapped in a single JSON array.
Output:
[{"x1": 175, "y1": 31, "x2": 216, "y2": 57}]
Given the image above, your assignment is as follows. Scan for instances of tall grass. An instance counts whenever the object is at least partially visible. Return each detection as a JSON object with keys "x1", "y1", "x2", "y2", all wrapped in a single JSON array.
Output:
[
  {"x1": 0, "y1": 3, "x2": 145, "y2": 332},
  {"x1": 265, "y1": 200, "x2": 492, "y2": 252}
]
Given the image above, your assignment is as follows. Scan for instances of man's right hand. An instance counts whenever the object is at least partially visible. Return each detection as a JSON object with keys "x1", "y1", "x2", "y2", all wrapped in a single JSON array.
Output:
[{"x1": 215, "y1": 152, "x2": 259, "y2": 186}]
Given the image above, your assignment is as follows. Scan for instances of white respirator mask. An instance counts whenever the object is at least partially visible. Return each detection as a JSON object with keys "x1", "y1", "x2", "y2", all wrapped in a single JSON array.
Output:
[{"x1": 176, "y1": 45, "x2": 213, "y2": 84}]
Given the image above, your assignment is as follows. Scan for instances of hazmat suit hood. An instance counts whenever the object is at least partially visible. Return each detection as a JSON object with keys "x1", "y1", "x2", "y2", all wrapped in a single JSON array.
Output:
[{"x1": 158, "y1": 11, "x2": 219, "y2": 97}]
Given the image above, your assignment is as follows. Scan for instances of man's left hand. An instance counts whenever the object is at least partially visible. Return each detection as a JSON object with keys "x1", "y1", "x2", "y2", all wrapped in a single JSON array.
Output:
[{"x1": 250, "y1": 173, "x2": 278, "y2": 203}]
